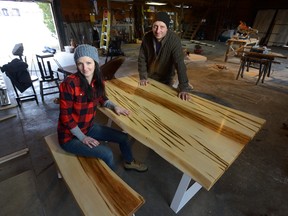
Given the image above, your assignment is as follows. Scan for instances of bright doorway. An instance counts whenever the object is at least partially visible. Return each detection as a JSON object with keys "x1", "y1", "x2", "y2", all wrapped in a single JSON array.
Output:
[{"x1": 0, "y1": 1, "x2": 60, "y2": 66}]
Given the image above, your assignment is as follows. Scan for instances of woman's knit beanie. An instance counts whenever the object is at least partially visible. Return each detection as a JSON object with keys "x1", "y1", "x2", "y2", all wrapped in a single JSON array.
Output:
[{"x1": 74, "y1": 44, "x2": 99, "y2": 64}]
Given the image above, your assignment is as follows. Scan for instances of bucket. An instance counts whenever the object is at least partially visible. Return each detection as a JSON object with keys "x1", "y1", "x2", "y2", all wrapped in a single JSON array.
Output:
[{"x1": 64, "y1": 46, "x2": 74, "y2": 53}]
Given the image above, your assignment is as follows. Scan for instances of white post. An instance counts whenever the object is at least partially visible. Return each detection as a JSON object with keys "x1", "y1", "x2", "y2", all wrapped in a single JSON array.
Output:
[{"x1": 170, "y1": 173, "x2": 202, "y2": 213}]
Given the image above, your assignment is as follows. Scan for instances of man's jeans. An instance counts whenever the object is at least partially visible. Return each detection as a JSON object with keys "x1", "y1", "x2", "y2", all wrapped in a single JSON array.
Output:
[{"x1": 61, "y1": 124, "x2": 133, "y2": 170}]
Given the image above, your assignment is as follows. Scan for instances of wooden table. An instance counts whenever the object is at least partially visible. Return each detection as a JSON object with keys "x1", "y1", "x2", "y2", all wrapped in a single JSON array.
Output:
[
  {"x1": 53, "y1": 52, "x2": 76, "y2": 77},
  {"x1": 56, "y1": 65, "x2": 77, "y2": 77},
  {"x1": 98, "y1": 75, "x2": 266, "y2": 213},
  {"x1": 54, "y1": 55, "x2": 126, "y2": 81},
  {"x1": 224, "y1": 38, "x2": 259, "y2": 62}
]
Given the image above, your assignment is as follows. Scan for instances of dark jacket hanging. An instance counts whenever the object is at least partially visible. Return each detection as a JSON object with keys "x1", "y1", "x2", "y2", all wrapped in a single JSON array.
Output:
[{"x1": 1, "y1": 58, "x2": 32, "y2": 93}]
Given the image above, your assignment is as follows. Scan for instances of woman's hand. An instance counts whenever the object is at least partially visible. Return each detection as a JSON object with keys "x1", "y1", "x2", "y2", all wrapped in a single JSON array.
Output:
[
  {"x1": 82, "y1": 136, "x2": 100, "y2": 148},
  {"x1": 114, "y1": 106, "x2": 130, "y2": 116}
]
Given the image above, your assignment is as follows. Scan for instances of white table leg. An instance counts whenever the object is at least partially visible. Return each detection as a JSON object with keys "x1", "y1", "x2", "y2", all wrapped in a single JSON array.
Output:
[{"x1": 170, "y1": 173, "x2": 202, "y2": 213}]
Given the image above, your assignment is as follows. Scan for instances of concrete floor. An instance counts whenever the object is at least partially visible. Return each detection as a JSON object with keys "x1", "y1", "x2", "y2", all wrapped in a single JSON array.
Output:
[{"x1": 0, "y1": 40, "x2": 288, "y2": 216}]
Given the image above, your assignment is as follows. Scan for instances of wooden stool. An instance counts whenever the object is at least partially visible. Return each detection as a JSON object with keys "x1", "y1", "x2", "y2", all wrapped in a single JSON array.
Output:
[{"x1": 236, "y1": 54, "x2": 271, "y2": 85}]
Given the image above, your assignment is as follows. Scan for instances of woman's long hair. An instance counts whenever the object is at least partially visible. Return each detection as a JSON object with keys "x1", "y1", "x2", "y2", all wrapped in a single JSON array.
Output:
[{"x1": 77, "y1": 61, "x2": 106, "y2": 101}]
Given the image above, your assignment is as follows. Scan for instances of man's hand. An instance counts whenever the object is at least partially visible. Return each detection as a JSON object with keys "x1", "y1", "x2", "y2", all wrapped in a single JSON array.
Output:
[
  {"x1": 140, "y1": 79, "x2": 149, "y2": 86},
  {"x1": 178, "y1": 92, "x2": 190, "y2": 101},
  {"x1": 114, "y1": 106, "x2": 130, "y2": 116}
]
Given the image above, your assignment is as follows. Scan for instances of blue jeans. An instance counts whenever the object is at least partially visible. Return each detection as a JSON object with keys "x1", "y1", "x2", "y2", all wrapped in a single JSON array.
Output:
[{"x1": 61, "y1": 124, "x2": 133, "y2": 170}]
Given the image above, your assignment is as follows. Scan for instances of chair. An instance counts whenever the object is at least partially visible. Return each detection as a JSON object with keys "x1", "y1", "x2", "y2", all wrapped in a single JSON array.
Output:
[
  {"x1": 105, "y1": 37, "x2": 124, "y2": 63},
  {"x1": 11, "y1": 77, "x2": 39, "y2": 107},
  {"x1": 37, "y1": 59, "x2": 60, "y2": 101},
  {"x1": 100, "y1": 56, "x2": 125, "y2": 80},
  {"x1": 1, "y1": 58, "x2": 38, "y2": 107}
]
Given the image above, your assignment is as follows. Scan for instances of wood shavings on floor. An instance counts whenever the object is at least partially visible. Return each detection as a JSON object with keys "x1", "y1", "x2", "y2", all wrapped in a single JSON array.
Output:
[{"x1": 210, "y1": 64, "x2": 228, "y2": 71}]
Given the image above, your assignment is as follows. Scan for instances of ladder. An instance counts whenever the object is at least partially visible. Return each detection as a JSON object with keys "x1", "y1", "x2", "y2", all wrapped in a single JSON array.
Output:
[
  {"x1": 100, "y1": 10, "x2": 111, "y2": 51},
  {"x1": 182, "y1": 21, "x2": 200, "y2": 40},
  {"x1": 182, "y1": 8, "x2": 210, "y2": 41}
]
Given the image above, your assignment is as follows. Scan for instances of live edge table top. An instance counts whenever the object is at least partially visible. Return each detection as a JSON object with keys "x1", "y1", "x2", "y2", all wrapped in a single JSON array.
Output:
[{"x1": 98, "y1": 75, "x2": 266, "y2": 190}]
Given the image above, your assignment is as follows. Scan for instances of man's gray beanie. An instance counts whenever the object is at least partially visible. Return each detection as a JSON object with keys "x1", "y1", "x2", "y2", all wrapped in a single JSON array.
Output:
[{"x1": 74, "y1": 44, "x2": 99, "y2": 64}]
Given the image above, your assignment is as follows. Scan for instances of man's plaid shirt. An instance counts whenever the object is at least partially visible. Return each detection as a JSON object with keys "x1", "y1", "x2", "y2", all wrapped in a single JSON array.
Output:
[{"x1": 57, "y1": 73, "x2": 108, "y2": 144}]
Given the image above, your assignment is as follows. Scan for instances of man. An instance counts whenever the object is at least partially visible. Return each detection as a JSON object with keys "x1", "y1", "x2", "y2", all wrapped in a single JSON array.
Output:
[{"x1": 138, "y1": 12, "x2": 193, "y2": 100}]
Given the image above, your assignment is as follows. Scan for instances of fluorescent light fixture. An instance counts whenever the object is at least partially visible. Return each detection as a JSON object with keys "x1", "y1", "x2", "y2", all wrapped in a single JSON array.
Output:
[
  {"x1": 175, "y1": 5, "x2": 191, "y2": 9},
  {"x1": 146, "y1": 2, "x2": 167, "y2": 6}
]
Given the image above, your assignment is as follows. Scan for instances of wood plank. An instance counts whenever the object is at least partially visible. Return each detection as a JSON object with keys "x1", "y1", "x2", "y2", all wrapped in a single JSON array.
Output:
[
  {"x1": 253, "y1": 9, "x2": 276, "y2": 43},
  {"x1": 0, "y1": 104, "x2": 17, "y2": 111},
  {"x1": 244, "y1": 51, "x2": 287, "y2": 59},
  {"x1": 45, "y1": 133, "x2": 144, "y2": 216},
  {"x1": 268, "y1": 9, "x2": 288, "y2": 46},
  {"x1": 0, "y1": 148, "x2": 29, "y2": 164},
  {"x1": 99, "y1": 75, "x2": 266, "y2": 190},
  {"x1": 0, "y1": 114, "x2": 16, "y2": 122}
]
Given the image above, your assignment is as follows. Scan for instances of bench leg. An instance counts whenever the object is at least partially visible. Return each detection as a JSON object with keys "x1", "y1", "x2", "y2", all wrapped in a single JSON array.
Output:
[
  {"x1": 170, "y1": 173, "x2": 202, "y2": 213},
  {"x1": 106, "y1": 118, "x2": 113, "y2": 127},
  {"x1": 57, "y1": 170, "x2": 62, "y2": 179}
]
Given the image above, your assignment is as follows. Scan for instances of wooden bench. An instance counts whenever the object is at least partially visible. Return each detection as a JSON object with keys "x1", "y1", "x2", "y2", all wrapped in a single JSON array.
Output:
[{"x1": 44, "y1": 133, "x2": 145, "y2": 216}]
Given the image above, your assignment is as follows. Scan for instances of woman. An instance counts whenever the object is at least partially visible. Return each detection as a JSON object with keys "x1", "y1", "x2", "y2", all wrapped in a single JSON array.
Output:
[{"x1": 57, "y1": 44, "x2": 147, "y2": 172}]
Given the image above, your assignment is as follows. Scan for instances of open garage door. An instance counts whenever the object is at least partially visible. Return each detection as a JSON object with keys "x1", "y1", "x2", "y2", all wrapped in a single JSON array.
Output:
[{"x1": 0, "y1": 1, "x2": 60, "y2": 65}]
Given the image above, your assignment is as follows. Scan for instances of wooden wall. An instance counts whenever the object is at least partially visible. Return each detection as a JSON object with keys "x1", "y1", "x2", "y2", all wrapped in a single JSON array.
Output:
[
  {"x1": 59, "y1": 0, "x2": 132, "y2": 23},
  {"x1": 253, "y1": 9, "x2": 288, "y2": 46},
  {"x1": 55, "y1": 0, "x2": 288, "y2": 44}
]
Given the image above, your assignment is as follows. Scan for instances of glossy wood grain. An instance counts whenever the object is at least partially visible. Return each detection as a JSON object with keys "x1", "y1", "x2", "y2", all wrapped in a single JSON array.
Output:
[{"x1": 99, "y1": 75, "x2": 266, "y2": 190}]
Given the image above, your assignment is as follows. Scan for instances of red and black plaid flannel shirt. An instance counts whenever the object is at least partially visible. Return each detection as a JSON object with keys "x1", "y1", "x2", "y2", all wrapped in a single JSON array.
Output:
[{"x1": 57, "y1": 74, "x2": 107, "y2": 144}]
